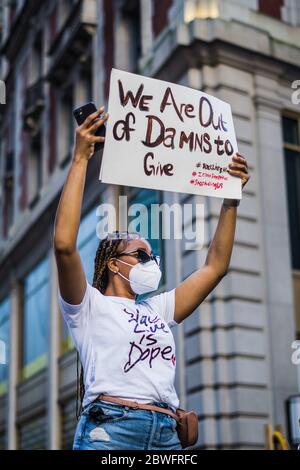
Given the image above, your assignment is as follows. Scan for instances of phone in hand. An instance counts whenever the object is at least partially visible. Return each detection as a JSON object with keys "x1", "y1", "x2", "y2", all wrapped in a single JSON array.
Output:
[{"x1": 73, "y1": 102, "x2": 106, "y2": 153}]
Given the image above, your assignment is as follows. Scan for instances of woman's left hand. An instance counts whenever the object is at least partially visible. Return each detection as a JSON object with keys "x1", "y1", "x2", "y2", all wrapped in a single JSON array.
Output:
[{"x1": 227, "y1": 152, "x2": 250, "y2": 190}]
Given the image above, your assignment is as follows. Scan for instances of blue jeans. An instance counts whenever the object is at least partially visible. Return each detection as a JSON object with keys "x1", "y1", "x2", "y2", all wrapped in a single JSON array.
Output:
[{"x1": 73, "y1": 399, "x2": 182, "y2": 450}]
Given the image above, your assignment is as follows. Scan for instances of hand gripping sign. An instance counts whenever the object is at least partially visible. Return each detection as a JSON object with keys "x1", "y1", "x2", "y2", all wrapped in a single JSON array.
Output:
[{"x1": 100, "y1": 69, "x2": 241, "y2": 200}]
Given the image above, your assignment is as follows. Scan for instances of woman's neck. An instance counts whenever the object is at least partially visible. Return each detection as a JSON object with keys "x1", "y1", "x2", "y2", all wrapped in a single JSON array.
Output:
[{"x1": 103, "y1": 284, "x2": 136, "y2": 300}]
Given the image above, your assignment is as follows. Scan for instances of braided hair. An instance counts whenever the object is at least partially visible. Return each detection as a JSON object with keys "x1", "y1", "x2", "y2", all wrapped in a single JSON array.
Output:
[{"x1": 76, "y1": 235, "x2": 129, "y2": 419}]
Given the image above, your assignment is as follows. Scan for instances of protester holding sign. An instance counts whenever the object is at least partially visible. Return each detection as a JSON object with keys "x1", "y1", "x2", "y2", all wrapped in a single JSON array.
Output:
[{"x1": 53, "y1": 101, "x2": 250, "y2": 450}]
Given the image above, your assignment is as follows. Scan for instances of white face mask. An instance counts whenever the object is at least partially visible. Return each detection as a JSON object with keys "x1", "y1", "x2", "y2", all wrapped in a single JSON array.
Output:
[{"x1": 114, "y1": 259, "x2": 162, "y2": 295}]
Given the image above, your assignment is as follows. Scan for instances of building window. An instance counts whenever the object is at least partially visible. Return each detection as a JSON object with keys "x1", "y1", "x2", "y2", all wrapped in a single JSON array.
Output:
[
  {"x1": 0, "y1": 431, "x2": 6, "y2": 450},
  {"x1": 61, "y1": 400, "x2": 77, "y2": 449},
  {"x1": 23, "y1": 31, "x2": 44, "y2": 206},
  {"x1": 80, "y1": 58, "x2": 93, "y2": 103},
  {"x1": 31, "y1": 31, "x2": 43, "y2": 84},
  {"x1": 282, "y1": 114, "x2": 300, "y2": 340},
  {"x1": 282, "y1": 115, "x2": 300, "y2": 270},
  {"x1": 27, "y1": 132, "x2": 42, "y2": 207},
  {"x1": 18, "y1": 415, "x2": 46, "y2": 450},
  {"x1": 48, "y1": 86, "x2": 57, "y2": 174},
  {"x1": 2, "y1": 101, "x2": 15, "y2": 237},
  {"x1": 8, "y1": 0, "x2": 17, "y2": 28},
  {"x1": 120, "y1": 0, "x2": 141, "y2": 73},
  {"x1": 61, "y1": 206, "x2": 99, "y2": 353},
  {"x1": 128, "y1": 188, "x2": 166, "y2": 293},
  {"x1": 258, "y1": 0, "x2": 284, "y2": 19},
  {"x1": 152, "y1": 0, "x2": 172, "y2": 38},
  {"x1": 22, "y1": 257, "x2": 49, "y2": 380},
  {"x1": 59, "y1": 84, "x2": 74, "y2": 167},
  {"x1": 0, "y1": 297, "x2": 11, "y2": 396},
  {"x1": 3, "y1": 150, "x2": 14, "y2": 237}
]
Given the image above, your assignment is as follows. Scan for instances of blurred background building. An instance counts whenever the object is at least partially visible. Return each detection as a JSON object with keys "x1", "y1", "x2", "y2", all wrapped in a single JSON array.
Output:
[{"x1": 0, "y1": 0, "x2": 300, "y2": 450}]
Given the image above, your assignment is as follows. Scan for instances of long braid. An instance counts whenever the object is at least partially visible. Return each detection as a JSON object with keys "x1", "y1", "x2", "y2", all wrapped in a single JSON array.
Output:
[
  {"x1": 76, "y1": 236, "x2": 125, "y2": 419},
  {"x1": 92, "y1": 238, "x2": 124, "y2": 293}
]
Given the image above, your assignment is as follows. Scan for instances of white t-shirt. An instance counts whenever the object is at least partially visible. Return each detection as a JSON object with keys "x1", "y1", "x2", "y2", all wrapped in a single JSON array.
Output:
[{"x1": 58, "y1": 281, "x2": 180, "y2": 411}]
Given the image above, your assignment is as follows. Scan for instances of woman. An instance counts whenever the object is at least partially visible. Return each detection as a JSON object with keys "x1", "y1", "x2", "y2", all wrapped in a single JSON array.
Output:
[{"x1": 54, "y1": 105, "x2": 250, "y2": 450}]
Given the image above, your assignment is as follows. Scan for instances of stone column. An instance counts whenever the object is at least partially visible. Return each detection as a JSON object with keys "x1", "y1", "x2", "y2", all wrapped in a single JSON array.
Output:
[
  {"x1": 7, "y1": 283, "x2": 19, "y2": 449},
  {"x1": 254, "y1": 75, "x2": 298, "y2": 432},
  {"x1": 47, "y1": 248, "x2": 60, "y2": 449}
]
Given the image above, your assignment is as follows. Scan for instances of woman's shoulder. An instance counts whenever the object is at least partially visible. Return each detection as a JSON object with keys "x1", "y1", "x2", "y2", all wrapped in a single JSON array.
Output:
[
  {"x1": 138, "y1": 288, "x2": 178, "y2": 327},
  {"x1": 141, "y1": 288, "x2": 176, "y2": 307}
]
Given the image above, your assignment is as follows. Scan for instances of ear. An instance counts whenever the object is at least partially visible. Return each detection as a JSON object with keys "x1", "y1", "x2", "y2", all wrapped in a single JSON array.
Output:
[{"x1": 107, "y1": 258, "x2": 119, "y2": 274}]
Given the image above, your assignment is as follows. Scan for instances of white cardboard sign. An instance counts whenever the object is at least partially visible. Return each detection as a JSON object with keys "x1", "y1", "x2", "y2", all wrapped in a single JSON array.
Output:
[{"x1": 100, "y1": 69, "x2": 241, "y2": 199}]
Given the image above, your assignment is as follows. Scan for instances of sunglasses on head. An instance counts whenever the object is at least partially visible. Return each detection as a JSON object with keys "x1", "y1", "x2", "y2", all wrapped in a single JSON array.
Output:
[{"x1": 116, "y1": 248, "x2": 161, "y2": 267}]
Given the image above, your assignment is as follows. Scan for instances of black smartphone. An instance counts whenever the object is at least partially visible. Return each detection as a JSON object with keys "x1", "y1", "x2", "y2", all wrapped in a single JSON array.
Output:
[{"x1": 73, "y1": 102, "x2": 106, "y2": 152}]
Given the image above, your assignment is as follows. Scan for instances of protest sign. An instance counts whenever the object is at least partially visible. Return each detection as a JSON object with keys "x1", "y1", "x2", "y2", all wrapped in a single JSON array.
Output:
[{"x1": 100, "y1": 68, "x2": 241, "y2": 199}]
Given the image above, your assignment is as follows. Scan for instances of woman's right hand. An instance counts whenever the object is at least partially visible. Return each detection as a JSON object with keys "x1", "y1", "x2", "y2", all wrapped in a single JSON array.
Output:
[{"x1": 73, "y1": 105, "x2": 109, "y2": 161}]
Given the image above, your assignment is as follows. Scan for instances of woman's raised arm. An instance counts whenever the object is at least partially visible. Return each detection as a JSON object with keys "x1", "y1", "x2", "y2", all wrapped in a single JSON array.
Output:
[
  {"x1": 174, "y1": 153, "x2": 250, "y2": 324},
  {"x1": 53, "y1": 105, "x2": 109, "y2": 304}
]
